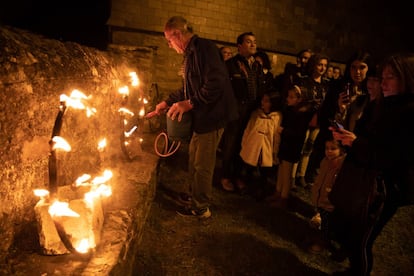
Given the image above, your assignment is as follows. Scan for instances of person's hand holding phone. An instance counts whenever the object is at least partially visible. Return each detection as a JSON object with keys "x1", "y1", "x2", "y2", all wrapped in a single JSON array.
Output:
[
  {"x1": 338, "y1": 91, "x2": 350, "y2": 112},
  {"x1": 329, "y1": 126, "x2": 357, "y2": 147}
]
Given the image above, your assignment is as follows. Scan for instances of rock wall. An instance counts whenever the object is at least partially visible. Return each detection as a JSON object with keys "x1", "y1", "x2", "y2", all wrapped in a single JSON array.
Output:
[{"x1": 0, "y1": 25, "x2": 155, "y2": 262}]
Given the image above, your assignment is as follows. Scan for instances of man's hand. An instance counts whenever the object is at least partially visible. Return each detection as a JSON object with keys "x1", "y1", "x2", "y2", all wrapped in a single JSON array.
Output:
[
  {"x1": 146, "y1": 101, "x2": 169, "y2": 118},
  {"x1": 166, "y1": 100, "x2": 193, "y2": 122}
]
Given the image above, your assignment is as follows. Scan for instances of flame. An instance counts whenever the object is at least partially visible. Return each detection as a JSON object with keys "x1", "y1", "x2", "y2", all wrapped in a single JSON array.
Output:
[
  {"x1": 52, "y1": 136, "x2": 71, "y2": 151},
  {"x1": 97, "y1": 138, "x2": 107, "y2": 152},
  {"x1": 86, "y1": 107, "x2": 97, "y2": 117},
  {"x1": 143, "y1": 97, "x2": 148, "y2": 104},
  {"x1": 91, "y1": 170, "x2": 113, "y2": 185},
  {"x1": 60, "y1": 89, "x2": 96, "y2": 117},
  {"x1": 129, "y1": 72, "x2": 139, "y2": 87},
  {"x1": 84, "y1": 184, "x2": 112, "y2": 205},
  {"x1": 124, "y1": 126, "x2": 137, "y2": 137},
  {"x1": 34, "y1": 189, "x2": 50, "y2": 198},
  {"x1": 75, "y1": 238, "x2": 90, "y2": 253},
  {"x1": 118, "y1": 85, "x2": 129, "y2": 96},
  {"x1": 82, "y1": 170, "x2": 113, "y2": 205},
  {"x1": 138, "y1": 106, "x2": 145, "y2": 117},
  {"x1": 118, "y1": 107, "x2": 134, "y2": 116},
  {"x1": 75, "y1": 174, "x2": 92, "y2": 187},
  {"x1": 48, "y1": 201, "x2": 80, "y2": 217}
]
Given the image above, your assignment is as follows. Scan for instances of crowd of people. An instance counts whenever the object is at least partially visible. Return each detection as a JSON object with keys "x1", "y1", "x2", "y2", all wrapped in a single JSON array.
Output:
[{"x1": 147, "y1": 15, "x2": 414, "y2": 276}]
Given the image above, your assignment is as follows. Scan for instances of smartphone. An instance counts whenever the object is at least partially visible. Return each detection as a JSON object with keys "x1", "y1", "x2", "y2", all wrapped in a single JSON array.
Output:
[{"x1": 330, "y1": 119, "x2": 344, "y2": 131}]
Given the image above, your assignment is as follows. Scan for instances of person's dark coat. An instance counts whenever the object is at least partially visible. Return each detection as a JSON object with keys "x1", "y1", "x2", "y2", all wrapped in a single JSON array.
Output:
[{"x1": 166, "y1": 35, "x2": 238, "y2": 134}]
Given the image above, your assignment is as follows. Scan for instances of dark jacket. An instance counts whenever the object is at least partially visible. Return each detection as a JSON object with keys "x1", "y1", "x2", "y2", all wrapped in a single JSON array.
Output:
[
  {"x1": 226, "y1": 54, "x2": 263, "y2": 108},
  {"x1": 277, "y1": 104, "x2": 314, "y2": 163},
  {"x1": 330, "y1": 93, "x2": 414, "y2": 223},
  {"x1": 166, "y1": 35, "x2": 238, "y2": 134}
]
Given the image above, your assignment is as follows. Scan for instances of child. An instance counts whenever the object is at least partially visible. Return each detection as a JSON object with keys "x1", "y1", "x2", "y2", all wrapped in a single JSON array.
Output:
[
  {"x1": 308, "y1": 137, "x2": 346, "y2": 253},
  {"x1": 269, "y1": 85, "x2": 314, "y2": 208},
  {"x1": 240, "y1": 92, "x2": 282, "y2": 200}
]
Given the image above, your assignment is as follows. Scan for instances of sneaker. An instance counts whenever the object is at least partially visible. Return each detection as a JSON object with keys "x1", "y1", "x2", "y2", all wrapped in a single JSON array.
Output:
[
  {"x1": 308, "y1": 243, "x2": 325, "y2": 254},
  {"x1": 176, "y1": 206, "x2": 211, "y2": 219},
  {"x1": 220, "y1": 178, "x2": 235, "y2": 192},
  {"x1": 309, "y1": 213, "x2": 321, "y2": 230}
]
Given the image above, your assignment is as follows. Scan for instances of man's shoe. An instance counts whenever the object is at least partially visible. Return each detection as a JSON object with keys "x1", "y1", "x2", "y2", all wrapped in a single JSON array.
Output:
[
  {"x1": 176, "y1": 206, "x2": 211, "y2": 219},
  {"x1": 296, "y1": 176, "x2": 308, "y2": 187},
  {"x1": 176, "y1": 192, "x2": 192, "y2": 206},
  {"x1": 220, "y1": 178, "x2": 235, "y2": 192}
]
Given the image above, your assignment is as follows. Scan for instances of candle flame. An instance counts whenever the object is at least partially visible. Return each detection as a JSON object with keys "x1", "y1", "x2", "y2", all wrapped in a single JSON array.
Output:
[
  {"x1": 118, "y1": 85, "x2": 129, "y2": 96},
  {"x1": 75, "y1": 238, "x2": 90, "y2": 253},
  {"x1": 86, "y1": 107, "x2": 97, "y2": 117},
  {"x1": 75, "y1": 174, "x2": 91, "y2": 187},
  {"x1": 97, "y1": 138, "x2": 107, "y2": 152},
  {"x1": 49, "y1": 201, "x2": 80, "y2": 217},
  {"x1": 118, "y1": 107, "x2": 134, "y2": 116},
  {"x1": 91, "y1": 170, "x2": 113, "y2": 185},
  {"x1": 138, "y1": 106, "x2": 145, "y2": 117},
  {"x1": 34, "y1": 189, "x2": 50, "y2": 198},
  {"x1": 60, "y1": 89, "x2": 96, "y2": 117},
  {"x1": 52, "y1": 136, "x2": 71, "y2": 151},
  {"x1": 129, "y1": 72, "x2": 139, "y2": 87},
  {"x1": 124, "y1": 126, "x2": 138, "y2": 137},
  {"x1": 84, "y1": 184, "x2": 112, "y2": 204}
]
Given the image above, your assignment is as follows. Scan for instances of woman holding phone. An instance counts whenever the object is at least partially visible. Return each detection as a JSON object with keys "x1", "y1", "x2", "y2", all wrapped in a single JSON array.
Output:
[{"x1": 329, "y1": 52, "x2": 414, "y2": 275}]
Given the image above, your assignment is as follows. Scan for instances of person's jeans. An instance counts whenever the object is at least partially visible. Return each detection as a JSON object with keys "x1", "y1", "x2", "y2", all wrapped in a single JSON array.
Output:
[{"x1": 189, "y1": 128, "x2": 224, "y2": 210}]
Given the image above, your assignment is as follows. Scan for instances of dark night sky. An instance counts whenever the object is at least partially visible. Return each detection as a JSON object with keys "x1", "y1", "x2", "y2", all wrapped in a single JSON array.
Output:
[{"x1": 0, "y1": 0, "x2": 111, "y2": 49}]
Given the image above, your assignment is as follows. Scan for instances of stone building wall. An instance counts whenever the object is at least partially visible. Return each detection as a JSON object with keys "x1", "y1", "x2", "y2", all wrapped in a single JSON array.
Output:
[
  {"x1": 106, "y1": 0, "x2": 403, "y2": 100},
  {"x1": 0, "y1": 25, "x2": 155, "y2": 261},
  {"x1": 107, "y1": 0, "x2": 404, "y2": 63}
]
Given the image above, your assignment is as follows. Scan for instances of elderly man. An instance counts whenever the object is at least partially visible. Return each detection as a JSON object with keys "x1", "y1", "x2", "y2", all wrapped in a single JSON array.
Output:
[{"x1": 146, "y1": 16, "x2": 237, "y2": 218}]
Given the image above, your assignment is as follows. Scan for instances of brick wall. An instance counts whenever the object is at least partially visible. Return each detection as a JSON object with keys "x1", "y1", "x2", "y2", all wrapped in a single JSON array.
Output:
[
  {"x1": 107, "y1": 0, "x2": 404, "y2": 63},
  {"x1": 106, "y1": 0, "x2": 403, "y2": 100}
]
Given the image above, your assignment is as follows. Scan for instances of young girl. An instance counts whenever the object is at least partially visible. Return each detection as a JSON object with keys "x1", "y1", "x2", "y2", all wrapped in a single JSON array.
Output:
[
  {"x1": 308, "y1": 137, "x2": 346, "y2": 253},
  {"x1": 239, "y1": 92, "x2": 282, "y2": 200},
  {"x1": 269, "y1": 85, "x2": 314, "y2": 208}
]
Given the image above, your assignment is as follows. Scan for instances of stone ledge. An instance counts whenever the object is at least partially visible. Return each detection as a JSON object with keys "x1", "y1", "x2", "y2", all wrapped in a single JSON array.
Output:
[{"x1": 4, "y1": 144, "x2": 159, "y2": 275}]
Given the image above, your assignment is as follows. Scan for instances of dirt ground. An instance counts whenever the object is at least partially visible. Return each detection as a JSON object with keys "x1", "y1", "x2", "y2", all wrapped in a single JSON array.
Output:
[{"x1": 134, "y1": 146, "x2": 414, "y2": 275}]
